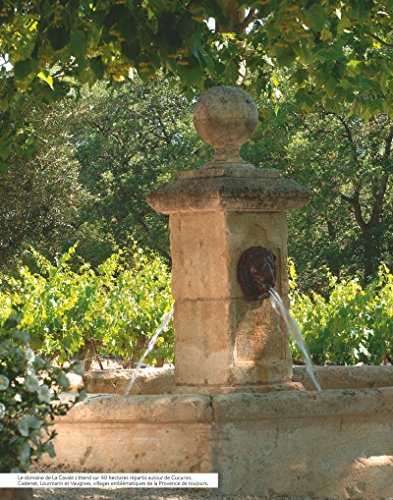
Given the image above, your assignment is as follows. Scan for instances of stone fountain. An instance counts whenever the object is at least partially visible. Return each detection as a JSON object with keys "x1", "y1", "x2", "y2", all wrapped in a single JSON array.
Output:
[
  {"x1": 148, "y1": 85, "x2": 308, "y2": 394},
  {"x1": 47, "y1": 86, "x2": 393, "y2": 498}
]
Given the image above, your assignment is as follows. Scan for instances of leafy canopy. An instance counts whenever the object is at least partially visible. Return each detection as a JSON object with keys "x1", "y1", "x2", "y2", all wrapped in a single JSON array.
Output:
[
  {"x1": 0, "y1": 78, "x2": 207, "y2": 269},
  {"x1": 1, "y1": 1, "x2": 393, "y2": 169},
  {"x1": 1, "y1": 1, "x2": 393, "y2": 109},
  {"x1": 242, "y1": 74, "x2": 393, "y2": 289}
]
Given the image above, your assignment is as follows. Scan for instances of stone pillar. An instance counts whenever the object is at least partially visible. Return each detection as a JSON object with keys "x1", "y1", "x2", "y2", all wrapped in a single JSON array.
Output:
[{"x1": 147, "y1": 86, "x2": 309, "y2": 393}]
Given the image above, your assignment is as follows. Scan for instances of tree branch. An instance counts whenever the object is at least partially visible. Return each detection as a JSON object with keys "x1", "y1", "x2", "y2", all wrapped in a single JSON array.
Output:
[
  {"x1": 322, "y1": 111, "x2": 359, "y2": 168},
  {"x1": 239, "y1": 8, "x2": 258, "y2": 31},
  {"x1": 369, "y1": 124, "x2": 393, "y2": 225},
  {"x1": 325, "y1": 216, "x2": 337, "y2": 242},
  {"x1": 367, "y1": 32, "x2": 393, "y2": 48},
  {"x1": 155, "y1": 114, "x2": 172, "y2": 146},
  {"x1": 340, "y1": 189, "x2": 368, "y2": 232},
  {"x1": 383, "y1": 124, "x2": 393, "y2": 161}
]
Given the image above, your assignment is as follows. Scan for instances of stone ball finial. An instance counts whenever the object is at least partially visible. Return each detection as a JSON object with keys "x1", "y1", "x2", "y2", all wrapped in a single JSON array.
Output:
[{"x1": 193, "y1": 86, "x2": 258, "y2": 165}]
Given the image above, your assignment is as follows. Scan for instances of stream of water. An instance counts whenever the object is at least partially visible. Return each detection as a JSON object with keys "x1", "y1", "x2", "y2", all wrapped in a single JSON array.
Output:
[
  {"x1": 123, "y1": 307, "x2": 174, "y2": 396},
  {"x1": 269, "y1": 288, "x2": 321, "y2": 391},
  {"x1": 123, "y1": 290, "x2": 320, "y2": 395}
]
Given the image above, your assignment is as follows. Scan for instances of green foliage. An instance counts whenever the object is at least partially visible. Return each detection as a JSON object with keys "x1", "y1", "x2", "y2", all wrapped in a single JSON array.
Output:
[
  {"x1": 284, "y1": 110, "x2": 393, "y2": 284},
  {"x1": 242, "y1": 79, "x2": 393, "y2": 289},
  {"x1": 0, "y1": 99, "x2": 83, "y2": 270},
  {"x1": 63, "y1": 79, "x2": 208, "y2": 265},
  {"x1": 0, "y1": 79, "x2": 209, "y2": 270},
  {"x1": 1, "y1": 1, "x2": 393, "y2": 106},
  {"x1": 0, "y1": 323, "x2": 85, "y2": 472},
  {"x1": 1, "y1": 1, "x2": 393, "y2": 166},
  {"x1": 0, "y1": 245, "x2": 174, "y2": 366},
  {"x1": 290, "y1": 262, "x2": 393, "y2": 365}
]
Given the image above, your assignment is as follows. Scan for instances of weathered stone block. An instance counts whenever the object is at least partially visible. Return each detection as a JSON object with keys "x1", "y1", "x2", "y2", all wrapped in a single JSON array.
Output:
[
  {"x1": 212, "y1": 389, "x2": 393, "y2": 497},
  {"x1": 170, "y1": 212, "x2": 229, "y2": 300},
  {"x1": 225, "y1": 211, "x2": 289, "y2": 300},
  {"x1": 174, "y1": 299, "x2": 233, "y2": 386},
  {"x1": 47, "y1": 422, "x2": 212, "y2": 472},
  {"x1": 83, "y1": 366, "x2": 174, "y2": 394},
  {"x1": 174, "y1": 296, "x2": 292, "y2": 388},
  {"x1": 58, "y1": 393, "x2": 213, "y2": 424}
]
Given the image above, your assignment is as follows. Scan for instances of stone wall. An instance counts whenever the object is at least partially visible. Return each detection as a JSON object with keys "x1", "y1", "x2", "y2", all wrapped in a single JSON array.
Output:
[
  {"x1": 81, "y1": 365, "x2": 393, "y2": 393},
  {"x1": 45, "y1": 387, "x2": 393, "y2": 497}
]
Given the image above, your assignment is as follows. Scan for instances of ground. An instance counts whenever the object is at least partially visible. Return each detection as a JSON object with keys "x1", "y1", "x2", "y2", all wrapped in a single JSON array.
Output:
[{"x1": 32, "y1": 490, "x2": 320, "y2": 499}]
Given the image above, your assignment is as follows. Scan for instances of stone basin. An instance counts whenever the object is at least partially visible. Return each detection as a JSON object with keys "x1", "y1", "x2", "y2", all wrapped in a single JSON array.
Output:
[
  {"x1": 45, "y1": 382, "x2": 393, "y2": 498},
  {"x1": 81, "y1": 364, "x2": 393, "y2": 394}
]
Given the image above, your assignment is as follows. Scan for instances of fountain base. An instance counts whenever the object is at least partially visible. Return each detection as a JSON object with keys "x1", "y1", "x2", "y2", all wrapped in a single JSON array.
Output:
[
  {"x1": 43, "y1": 387, "x2": 393, "y2": 498},
  {"x1": 174, "y1": 381, "x2": 304, "y2": 395}
]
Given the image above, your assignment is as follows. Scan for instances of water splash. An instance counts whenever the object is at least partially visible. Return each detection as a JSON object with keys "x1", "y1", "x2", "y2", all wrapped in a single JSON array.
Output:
[
  {"x1": 124, "y1": 307, "x2": 174, "y2": 396},
  {"x1": 269, "y1": 288, "x2": 321, "y2": 392}
]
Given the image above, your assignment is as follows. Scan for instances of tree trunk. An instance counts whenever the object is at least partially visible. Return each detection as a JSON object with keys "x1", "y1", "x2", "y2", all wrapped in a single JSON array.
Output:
[{"x1": 361, "y1": 225, "x2": 382, "y2": 279}]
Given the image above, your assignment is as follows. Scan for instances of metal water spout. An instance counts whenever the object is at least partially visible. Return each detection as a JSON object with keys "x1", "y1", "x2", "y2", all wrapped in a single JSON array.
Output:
[
  {"x1": 147, "y1": 85, "x2": 310, "y2": 394},
  {"x1": 237, "y1": 246, "x2": 277, "y2": 302}
]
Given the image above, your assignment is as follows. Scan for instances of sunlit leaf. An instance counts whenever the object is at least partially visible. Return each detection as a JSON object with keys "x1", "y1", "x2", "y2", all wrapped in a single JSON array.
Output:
[{"x1": 37, "y1": 71, "x2": 54, "y2": 90}]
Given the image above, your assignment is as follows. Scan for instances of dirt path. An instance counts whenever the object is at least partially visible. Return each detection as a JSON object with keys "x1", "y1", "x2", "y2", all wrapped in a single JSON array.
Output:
[
  {"x1": 33, "y1": 490, "x2": 214, "y2": 499},
  {"x1": 32, "y1": 489, "x2": 312, "y2": 499}
]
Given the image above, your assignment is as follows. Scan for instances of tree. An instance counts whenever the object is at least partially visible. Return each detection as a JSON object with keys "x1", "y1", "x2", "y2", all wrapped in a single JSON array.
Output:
[
  {"x1": 288, "y1": 111, "x2": 393, "y2": 284},
  {"x1": 4, "y1": 72, "x2": 392, "y2": 283},
  {"x1": 1, "y1": 1, "x2": 393, "y2": 168},
  {"x1": 0, "y1": 99, "x2": 83, "y2": 270},
  {"x1": 0, "y1": 78, "x2": 209, "y2": 268},
  {"x1": 58, "y1": 79, "x2": 209, "y2": 264},
  {"x1": 243, "y1": 85, "x2": 393, "y2": 288}
]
